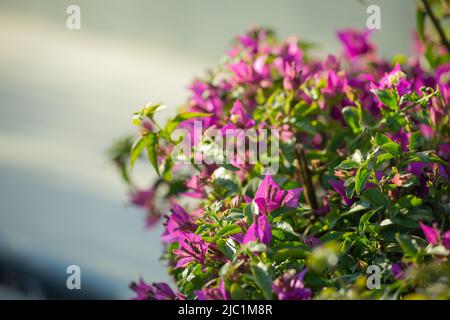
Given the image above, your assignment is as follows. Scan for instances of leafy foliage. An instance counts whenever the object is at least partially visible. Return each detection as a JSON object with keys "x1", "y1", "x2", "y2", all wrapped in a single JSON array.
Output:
[{"x1": 111, "y1": 1, "x2": 450, "y2": 300}]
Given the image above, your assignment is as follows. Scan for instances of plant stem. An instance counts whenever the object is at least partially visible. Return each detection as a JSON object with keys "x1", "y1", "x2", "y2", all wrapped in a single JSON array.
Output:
[
  {"x1": 421, "y1": 0, "x2": 450, "y2": 53},
  {"x1": 295, "y1": 143, "x2": 318, "y2": 210}
]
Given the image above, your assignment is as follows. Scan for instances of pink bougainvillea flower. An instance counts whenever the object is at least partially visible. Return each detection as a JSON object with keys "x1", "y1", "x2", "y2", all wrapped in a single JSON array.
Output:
[
  {"x1": 140, "y1": 117, "x2": 155, "y2": 133},
  {"x1": 436, "y1": 62, "x2": 450, "y2": 105},
  {"x1": 243, "y1": 213, "x2": 272, "y2": 246},
  {"x1": 229, "y1": 60, "x2": 254, "y2": 83},
  {"x1": 129, "y1": 187, "x2": 162, "y2": 227},
  {"x1": 130, "y1": 279, "x2": 153, "y2": 300},
  {"x1": 129, "y1": 187, "x2": 155, "y2": 208},
  {"x1": 253, "y1": 54, "x2": 271, "y2": 80},
  {"x1": 181, "y1": 170, "x2": 210, "y2": 199},
  {"x1": 315, "y1": 194, "x2": 330, "y2": 216},
  {"x1": 274, "y1": 37, "x2": 303, "y2": 75},
  {"x1": 161, "y1": 204, "x2": 197, "y2": 244},
  {"x1": 328, "y1": 179, "x2": 353, "y2": 206},
  {"x1": 387, "y1": 128, "x2": 411, "y2": 152},
  {"x1": 407, "y1": 162, "x2": 433, "y2": 196},
  {"x1": 274, "y1": 38, "x2": 303, "y2": 90},
  {"x1": 237, "y1": 28, "x2": 266, "y2": 54},
  {"x1": 323, "y1": 54, "x2": 340, "y2": 71},
  {"x1": 177, "y1": 116, "x2": 219, "y2": 147},
  {"x1": 420, "y1": 124, "x2": 434, "y2": 140},
  {"x1": 229, "y1": 100, "x2": 255, "y2": 128},
  {"x1": 420, "y1": 222, "x2": 439, "y2": 245},
  {"x1": 322, "y1": 70, "x2": 348, "y2": 99},
  {"x1": 282, "y1": 61, "x2": 302, "y2": 91},
  {"x1": 189, "y1": 80, "x2": 224, "y2": 114},
  {"x1": 420, "y1": 222, "x2": 450, "y2": 250},
  {"x1": 376, "y1": 63, "x2": 412, "y2": 96},
  {"x1": 347, "y1": 73, "x2": 380, "y2": 116},
  {"x1": 443, "y1": 232, "x2": 450, "y2": 250},
  {"x1": 272, "y1": 269, "x2": 312, "y2": 300},
  {"x1": 337, "y1": 29, "x2": 374, "y2": 59},
  {"x1": 229, "y1": 59, "x2": 271, "y2": 87},
  {"x1": 280, "y1": 124, "x2": 295, "y2": 142},
  {"x1": 238, "y1": 34, "x2": 258, "y2": 53},
  {"x1": 430, "y1": 104, "x2": 445, "y2": 127},
  {"x1": 245, "y1": 175, "x2": 302, "y2": 214},
  {"x1": 391, "y1": 263, "x2": 406, "y2": 280},
  {"x1": 301, "y1": 235, "x2": 321, "y2": 248},
  {"x1": 390, "y1": 173, "x2": 413, "y2": 187},
  {"x1": 130, "y1": 279, "x2": 185, "y2": 300},
  {"x1": 173, "y1": 232, "x2": 209, "y2": 268},
  {"x1": 195, "y1": 279, "x2": 230, "y2": 300}
]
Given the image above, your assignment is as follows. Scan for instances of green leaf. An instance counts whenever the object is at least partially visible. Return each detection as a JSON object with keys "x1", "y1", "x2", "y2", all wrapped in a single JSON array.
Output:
[
  {"x1": 320, "y1": 231, "x2": 345, "y2": 242},
  {"x1": 216, "y1": 225, "x2": 243, "y2": 238},
  {"x1": 243, "y1": 201, "x2": 259, "y2": 224},
  {"x1": 335, "y1": 159, "x2": 360, "y2": 170},
  {"x1": 230, "y1": 283, "x2": 246, "y2": 300},
  {"x1": 395, "y1": 233, "x2": 419, "y2": 259},
  {"x1": 272, "y1": 221, "x2": 299, "y2": 237},
  {"x1": 166, "y1": 112, "x2": 212, "y2": 134},
  {"x1": 251, "y1": 263, "x2": 273, "y2": 300},
  {"x1": 358, "y1": 208, "x2": 379, "y2": 233},
  {"x1": 408, "y1": 132, "x2": 422, "y2": 151},
  {"x1": 220, "y1": 163, "x2": 240, "y2": 172},
  {"x1": 379, "y1": 224, "x2": 409, "y2": 242},
  {"x1": 407, "y1": 151, "x2": 450, "y2": 166},
  {"x1": 272, "y1": 247, "x2": 309, "y2": 262},
  {"x1": 396, "y1": 195, "x2": 423, "y2": 208},
  {"x1": 146, "y1": 132, "x2": 160, "y2": 175},
  {"x1": 351, "y1": 149, "x2": 364, "y2": 164},
  {"x1": 380, "y1": 142, "x2": 402, "y2": 158},
  {"x1": 129, "y1": 136, "x2": 147, "y2": 170},
  {"x1": 342, "y1": 106, "x2": 361, "y2": 134},
  {"x1": 132, "y1": 103, "x2": 164, "y2": 126},
  {"x1": 371, "y1": 89, "x2": 398, "y2": 110},
  {"x1": 375, "y1": 153, "x2": 394, "y2": 169},
  {"x1": 344, "y1": 199, "x2": 371, "y2": 215},
  {"x1": 391, "y1": 214, "x2": 419, "y2": 229},
  {"x1": 107, "y1": 136, "x2": 133, "y2": 162},
  {"x1": 217, "y1": 239, "x2": 237, "y2": 260},
  {"x1": 428, "y1": 154, "x2": 450, "y2": 166},
  {"x1": 162, "y1": 156, "x2": 173, "y2": 181},
  {"x1": 416, "y1": 8, "x2": 426, "y2": 42},
  {"x1": 363, "y1": 188, "x2": 391, "y2": 209},
  {"x1": 108, "y1": 136, "x2": 134, "y2": 184},
  {"x1": 375, "y1": 133, "x2": 393, "y2": 146},
  {"x1": 385, "y1": 114, "x2": 406, "y2": 132},
  {"x1": 408, "y1": 209, "x2": 433, "y2": 222},
  {"x1": 245, "y1": 242, "x2": 267, "y2": 252},
  {"x1": 223, "y1": 211, "x2": 245, "y2": 221},
  {"x1": 130, "y1": 133, "x2": 160, "y2": 174},
  {"x1": 355, "y1": 166, "x2": 369, "y2": 195}
]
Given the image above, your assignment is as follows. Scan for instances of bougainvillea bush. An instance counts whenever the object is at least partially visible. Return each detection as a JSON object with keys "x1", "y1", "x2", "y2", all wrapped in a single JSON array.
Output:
[{"x1": 109, "y1": 2, "x2": 450, "y2": 300}]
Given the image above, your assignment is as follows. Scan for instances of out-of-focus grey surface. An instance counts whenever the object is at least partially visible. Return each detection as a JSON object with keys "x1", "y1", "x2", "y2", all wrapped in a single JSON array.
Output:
[{"x1": 0, "y1": 0, "x2": 415, "y2": 298}]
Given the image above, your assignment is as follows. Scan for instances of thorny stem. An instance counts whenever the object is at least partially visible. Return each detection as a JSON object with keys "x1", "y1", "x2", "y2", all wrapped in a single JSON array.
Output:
[
  {"x1": 421, "y1": 0, "x2": 450, "y2": 53},
  {"x1": 295, "y1": 143, "x2": 318, "y2": 210}
]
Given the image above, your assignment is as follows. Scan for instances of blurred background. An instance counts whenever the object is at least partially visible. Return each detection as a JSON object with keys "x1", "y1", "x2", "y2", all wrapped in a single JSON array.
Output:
[{"x1": 0, "y1": 0, "x2": 416, "y2": 299}]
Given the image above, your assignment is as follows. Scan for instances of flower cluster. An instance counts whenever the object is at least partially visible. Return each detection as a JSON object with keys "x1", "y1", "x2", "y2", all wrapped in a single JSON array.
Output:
[{"x1": 111, "y1": 3, "x2": 450, "y2": 300}]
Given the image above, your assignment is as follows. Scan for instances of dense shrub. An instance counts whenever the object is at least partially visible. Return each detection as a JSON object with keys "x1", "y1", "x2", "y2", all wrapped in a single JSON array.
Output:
[{"x1": 110, "y1": 2, "x2": 450, "y2": 300}]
